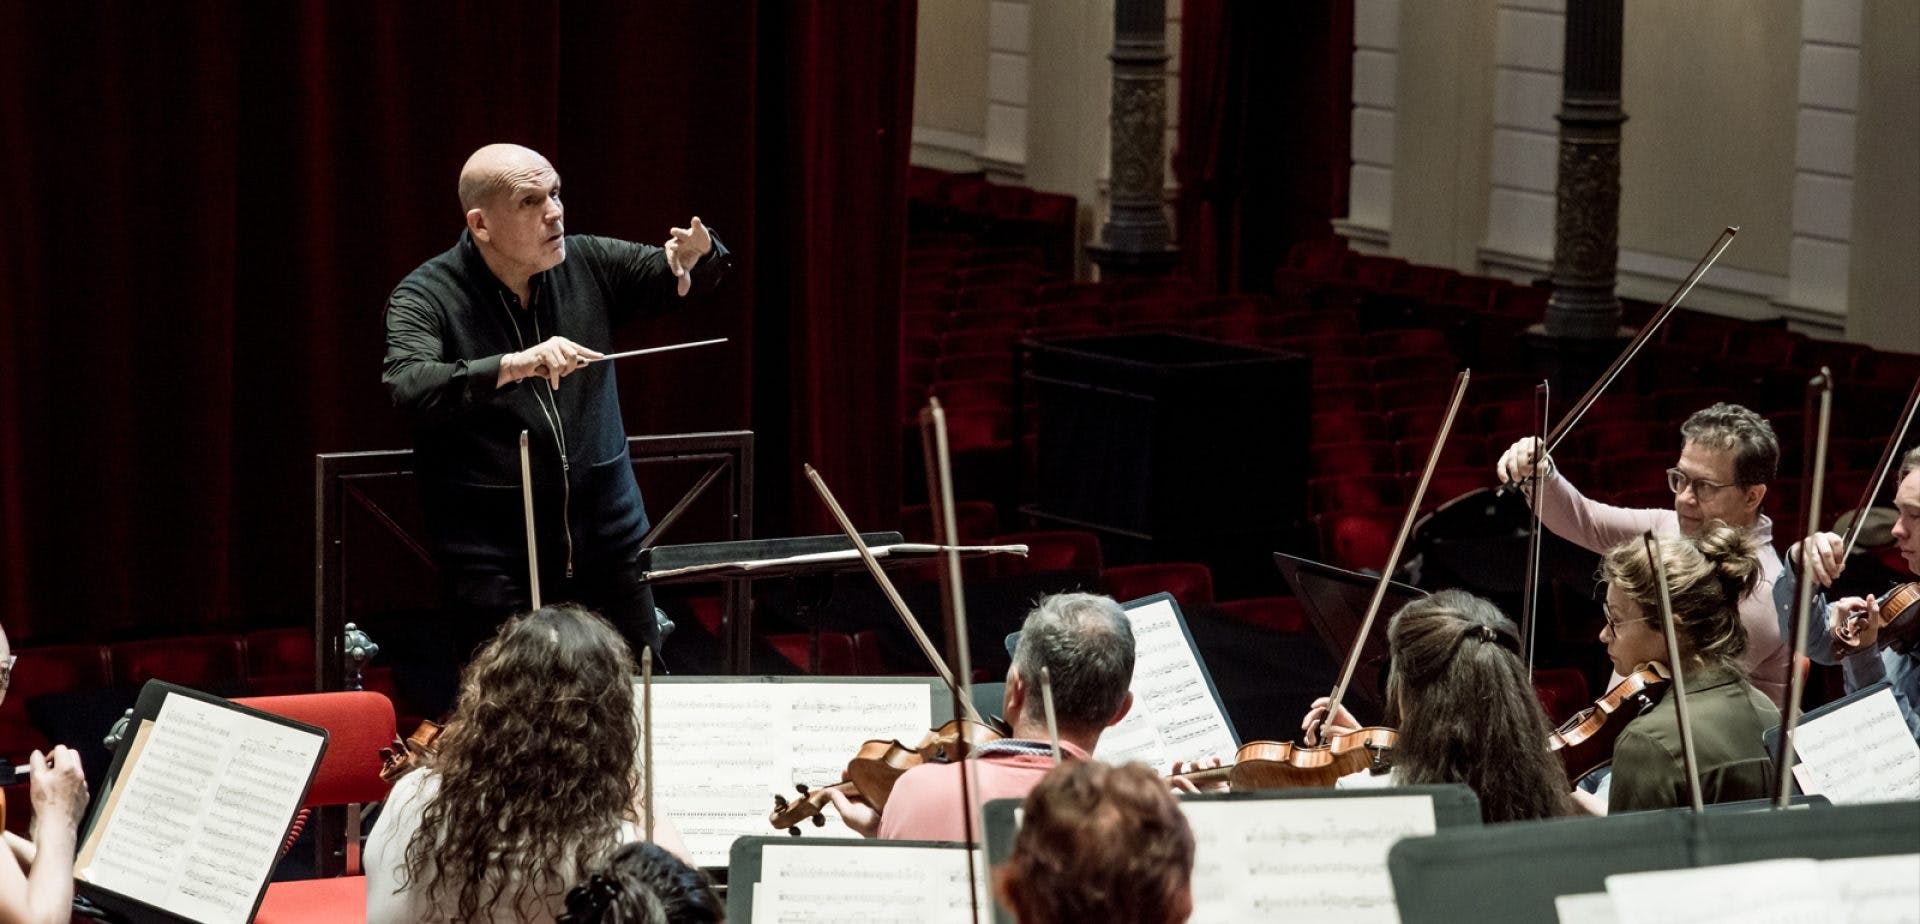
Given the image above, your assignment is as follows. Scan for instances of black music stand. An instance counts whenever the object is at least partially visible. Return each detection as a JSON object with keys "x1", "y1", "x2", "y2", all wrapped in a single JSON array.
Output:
[
  {"x1": 639, "y1": 534, "x2": 1025, "y2": 673},
  {"x1": 1273, "y1": 552, "x2": 1426, "y2": 712}
]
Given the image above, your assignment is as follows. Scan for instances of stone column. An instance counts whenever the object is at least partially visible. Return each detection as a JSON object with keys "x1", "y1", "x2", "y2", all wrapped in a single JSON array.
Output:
[
  {"x1": 1087, "y1": 0, "x2": 1180, "y2": 279},
  {"x1": 1545, "y1": 0, "x2": 1627, "y2": 338}
]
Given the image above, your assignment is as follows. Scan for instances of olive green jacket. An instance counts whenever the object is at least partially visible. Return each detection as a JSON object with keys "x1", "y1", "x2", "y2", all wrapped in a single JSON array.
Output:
[{"x1": 1609, "y1": 665, "x2": 1778, "y2": 813}]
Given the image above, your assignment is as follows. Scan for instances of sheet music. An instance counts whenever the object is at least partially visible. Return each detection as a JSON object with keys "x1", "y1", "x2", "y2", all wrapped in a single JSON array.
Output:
[
  {"x1": 639, "y1": 681, "x2": 933, "y2": 866},
  {"x1": 1555, "y1": 892, "x2": 1622, "y2": 924},
  {"x1": 1604, "y1": 859, "x2": 1827, "y2": 924},
  {"x1": 750, "y1": 844, "x2": 984, "y2": 923},
  {"x1": 1094, "y1": 597, "x2": 1239, "y2": 773},
  {"x1": 1823, "y1": 854, "x2": 1920, "y2": 924},
  {"x1": 77, "y1": 694, "x2": 323, "y2": 924},
  {"x1": 1180, "y1": 794, "x2": 1436, "y2": 923},
  {"x1": 1791, "y1": 687, "x2": 1920, "y2": 804}
]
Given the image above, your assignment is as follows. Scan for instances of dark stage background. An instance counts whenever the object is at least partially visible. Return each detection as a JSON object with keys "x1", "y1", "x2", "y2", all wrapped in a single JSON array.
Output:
[{"x1": 0, "y1": 1, "x2": 913, "y2": 643}]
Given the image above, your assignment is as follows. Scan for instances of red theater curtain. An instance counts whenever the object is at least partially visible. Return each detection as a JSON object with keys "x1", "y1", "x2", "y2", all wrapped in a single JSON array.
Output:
[{"x1": 0, "y1": 1, "x2": 910, "y2": 642}]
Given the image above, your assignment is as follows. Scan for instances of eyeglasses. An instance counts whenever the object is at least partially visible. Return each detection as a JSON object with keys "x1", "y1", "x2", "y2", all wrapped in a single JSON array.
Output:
[
  {"x1": 1601, "y1": 605, "x2": 1646, "y2": 636},
  {"x1": 1666, "y1": 468, "x2": 1740, "y2": 497},
  {"x1": 0, "y1": 655, "x2": 14, "y2": 692}
]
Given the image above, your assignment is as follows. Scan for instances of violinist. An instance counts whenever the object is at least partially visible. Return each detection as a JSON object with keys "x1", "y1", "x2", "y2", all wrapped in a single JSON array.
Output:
[
  {"x1": 1301, "y1": 590, "x2": 1575, "y2": 822},
  {"x1": 994, "y1": 760, "x2": 1195, "y2": 924},
  {"x1": 1497, "y1": 403, "x2": 1791, "y2": 705},
  {"x1": 0, "y1": 625, "x2": 91, "y2": 924},
  {"x1": 557, "y1": 841, "x2": 724, "y2": 924},
  {"x1": 828, "y1": 593, "x2": 1136, "y2": 842},
  {"x1": 1773, "y1": 445, "x2": 1920, "y2": 738},
  {"x1": 365, "y1": 605, "x2": 690, "y2": 924},
  {"x1": 1586, "y1": 523, "x2": 1778, "y2": 813}
]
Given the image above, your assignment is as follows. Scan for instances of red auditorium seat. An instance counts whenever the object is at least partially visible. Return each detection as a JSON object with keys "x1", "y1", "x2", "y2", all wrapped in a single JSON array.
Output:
[
  {"x1": 0, "y1": 644, "x2": 112, "y2": 769},
  {"x1": 1440, "y1": 274, "x2": 1504, "y2": 309},
  {"x1": 1852, "y1": 350, "x2": 1920, "y2": 387},
  {"x1": 1317, "y1": 513, "x2": 1399, "y2": 573},
  {"x1": 1347, "y1": 254, "x2": 1408, "y2": 288},
  {"x1": 1310, "y1": 474, "x2": 1405, "y2": 514},
  {"x1": 903, "y1": 310, "x2": 943, "y2": 340},
  {"x1": 243, "y1": 691, "x2": 398, "y2": 924},
  {"x1": 1590, "y1": 451, "x2": 1680, "y2": 495},
  {"x1": 1488, "y1": 285, "x2": 1549, "y2": 319},
  {"x1": 1652, "y1": 387, "x2": 1740, "y2": 421},
  {"x1": 945, "y1": 307, "x2": 1029, "y2": 333},
  {"x1": 685, "y1": 596, "x2": 724, "y2": 635},
  {"x1": 931, "y1": 377, "x2": 1013, "y2": 414},
  {"x1": 1370, "y1": 327, "x2": 1451, "y2": 357},
  {"x1": 1312, "y1": 412, "x2": 1388, "y2": 444},
  {"x1": 1572, "y1": 420, "x2": 1672, "y2": 459},
  {"x1": 1193, "y1": 294, "x2": 1272, "y2": 319},
  {"x1": 767, "y1": 633, "x2": 858, "y2": 674},
  {"x1": 245, "y1": 627, "x2": 316, "y2": 696},
  {"x1": 1478, "y1": 399, "x2": 1538, "y2": 440},
  {"x1": 1112, "y1": 318, "x2": 1189, "y2": 335},
  {"x1": 1215, "y1": 597, "x2": 1308, "y2": 634},
  {"x1": 1723, "y1": 327, "x2": 1805, "y2": 368},
  {"x1": 1386, "y1": 405, "x2": 1452, "y2": 441},
  {"x1": 1314, "y1": 441, "x2": 1397, "y2": 476},
  {"x1": 1109, "y1": 298, "x2": 1192, "y2": 325},
  {"x1": 113, "y1": 635, "x2": 248, "y2": 690},
  {"x1": 1032, "y1": 301, "x2": 1109, "y2": 330},
  {"x1": 942, "y1": 329, "x2": 1023, "y2": 357},
  {"x1": 1265, "y1": 311, "x2": 1361, "y2": 340},
  {"x1": 1531, "y1": 668, "x2": 1590, "y2": 723},
  {"x1": 1102, "y1": 562, "x2": 1215, "y2": 609},
  {"x1": 1790, "y1": 339, "x2": 1870, "y2": 378},
  {"x1": 1101, "y1": 277, "x2": 1195, "y2": 303},
  {"x1": 1315, "y1": 385, "x2": 1378, "y2": 414},
  {"x1": 1274, "y1": 334, "x2": 1365, "y2": 357},
  {"x1": 1031, "y1": 281, "x2": 1105, "y2": 305},
  {"x1": 935, "y1": 408, "x2": 1011, "y2": 452},
  {"x1": 989, "y1": 530, "x2": 1104, "y2": 575},
  {"x1": 1393, "y1": 437, "x2": 1482, "y2": 472},
  {"x1": 936, "y1": 352, "x2": 1016, "y2": 383},
  {"x1": 1024, "y1": 323, "x2": 1108, "y2": 341},
  {"x1": 900, "y1": 501, "x2": 1000, "y2": 543},
  {"x1": 1414, "y1": 467, "x2": 1490, "y2": 511},
  {"x1": 953, "y1": 282, "x2": 1035, "y2": 310},
  {"x1": 1375, "y1": 378, "x2": 1454, "y2": 412},
  {"x1": 851, "y1": 630, "x2": 897, "y2": 675},
  {"x1": 1369, "y1": 353, "x2": 1458, "y2": 384}
]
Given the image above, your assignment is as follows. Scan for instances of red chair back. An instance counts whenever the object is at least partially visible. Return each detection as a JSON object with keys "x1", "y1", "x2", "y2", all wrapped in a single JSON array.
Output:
[
  {"x1": 989, "y1": 530, "x2": 1104, "y2": 575},
  {"x1": 1102, "y1": 562, "x2": 1216, "y2": 609},
  {"x1": 232, "y1": 691, "x2": 398, "y2": 807}
]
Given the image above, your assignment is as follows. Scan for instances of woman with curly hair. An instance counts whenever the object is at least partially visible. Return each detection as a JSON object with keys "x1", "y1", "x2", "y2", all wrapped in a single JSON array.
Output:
[
  {"x1": 1301, "y1": 589, "x2": 1575, "y2": 823},
  {"x1": 556, "y1": 841, "x2": 724, "y2": 924},
  {"x1": 1586, "y1": 521, "x2": 1777, "y2": 814},
  {"x1": 994, "y1": 760, "x2": 1194, "y2": 924},
  {"x1": 365, "y1": 604, "x2": 687, "y2": 923}
]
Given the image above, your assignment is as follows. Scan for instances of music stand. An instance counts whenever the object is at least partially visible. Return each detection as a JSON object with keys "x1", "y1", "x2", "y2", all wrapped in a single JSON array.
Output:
[{"x1": 1273, "y1": 552, "x2": 1426, "y2": 711}]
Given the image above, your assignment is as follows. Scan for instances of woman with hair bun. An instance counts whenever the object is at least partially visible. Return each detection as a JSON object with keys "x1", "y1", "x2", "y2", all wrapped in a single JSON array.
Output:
[
  {"x1": 364, "y1": 604, "x2": 689, "y2": 923},
  {"x1": 1304, "y1": 589, "x2": 1574, "y2": 823},
  {"x1": 1593, "y1": 521, "x2": 1778, "y2": 813},
  {"x1": 557, "y1": 841, "x2": 724, "y2": 924}
]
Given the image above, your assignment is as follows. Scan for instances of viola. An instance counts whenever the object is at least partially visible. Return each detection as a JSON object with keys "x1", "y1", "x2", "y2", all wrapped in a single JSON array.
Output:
[
  {"x1": 1547, "y1": 663, "x2": 1669, "y2": 783},
  {"x1": 1217, "y1": 727, "x2": 1400, "y2": 790},
  {"x1": 768, "y1": 716, "x2": 1009, "y2": 835},
  {"x1": 378, "y1": 719, "x2": 445, "y2": 783}
]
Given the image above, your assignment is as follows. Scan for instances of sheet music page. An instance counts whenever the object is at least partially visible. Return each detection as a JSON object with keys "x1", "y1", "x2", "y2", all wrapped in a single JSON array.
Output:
[
  {"x1": 1094, "y1": 597, "x2": 1239, "y2": 773},
  {"x1": 639, "y1": 681, "x2": 932, "y2": 866},
  {"x1": 1556, "y1": 891, "x2": 1622, "y2": 924},
  {"x1": 1791, "y1": 687, "x2": 1920, "y2": 804},
  {"x1": 77, "y1": 694, "x2": 323, "y2": 924},
  {"x1": 1180, "y1": 794, "x2": 1436, "y2": 923},
  {"x1": 1820, "y1": 853, "x2": 1920, "y2": 924},
  {"x1": 1604, "y1": 859, "x2": 1826, "y2": 924},
  {"x1": 751, "y1": 844, "x2": 983, "y2": 923}
]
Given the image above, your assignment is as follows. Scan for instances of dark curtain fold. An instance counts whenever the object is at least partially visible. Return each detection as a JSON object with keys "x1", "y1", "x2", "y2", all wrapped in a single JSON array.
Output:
[
  {"x1": 1176, "y1": 0, "x2": 1353, "y2": 294},
  {"x1": 0, "y1": 2, "x2": 911, "y2": 643}
]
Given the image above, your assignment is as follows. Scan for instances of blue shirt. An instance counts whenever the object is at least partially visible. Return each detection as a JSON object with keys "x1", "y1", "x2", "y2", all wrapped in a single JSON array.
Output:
[{"x1": 1773, "y1": 565, "x2": 1920, "y2": 739}]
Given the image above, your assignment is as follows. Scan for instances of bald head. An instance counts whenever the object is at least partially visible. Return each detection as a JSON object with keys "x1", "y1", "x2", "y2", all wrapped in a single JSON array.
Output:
[{"x1": 458, "y1": 143, "x2": 555, "y2": 213}]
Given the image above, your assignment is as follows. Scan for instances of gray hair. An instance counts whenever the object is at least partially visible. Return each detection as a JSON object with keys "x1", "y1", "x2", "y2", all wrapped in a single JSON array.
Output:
[
  {"x1": 1680, "y1": 403, "x2": 1779, "y2": 487},
  {"x1": 1901, "y1": 446, "x2": 1920, "y2": 482},
  {"x1": 1011, "y1": 593, "x2": 1136, "y2": 731}
]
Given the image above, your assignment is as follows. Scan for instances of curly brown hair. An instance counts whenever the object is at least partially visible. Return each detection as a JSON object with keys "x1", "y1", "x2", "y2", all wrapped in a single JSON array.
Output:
[
  {"x1": 994, "y1": 761, "x2": 1194, "y2": 924},
  {"x1": 1601, "y1": 522, "x2": 1761, "y2": 672},
  {"x1": 403, "y1": 604, "x2": 641, "y2": 921}
]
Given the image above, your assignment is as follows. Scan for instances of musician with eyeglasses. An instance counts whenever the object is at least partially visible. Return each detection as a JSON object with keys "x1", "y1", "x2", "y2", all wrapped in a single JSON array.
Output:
[{"x1": 1496, "y1": 403, "x2": 1790, "y2": 706}]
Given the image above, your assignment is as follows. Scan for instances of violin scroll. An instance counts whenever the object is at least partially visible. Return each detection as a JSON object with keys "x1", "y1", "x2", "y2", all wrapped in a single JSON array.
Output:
[{"x1": 379, "y1": 719, "x2": 445, "y2": 783}]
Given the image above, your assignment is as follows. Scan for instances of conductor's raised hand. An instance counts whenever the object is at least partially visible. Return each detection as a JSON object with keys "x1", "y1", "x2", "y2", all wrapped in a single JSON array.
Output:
[
  {"x1": 1496, "y1": 436, "x2": 1554, "y2": 488},
  {"x1": 663, "y1": 216, "x2": 712, "y2": 297},
  {"x1": 1300, "y1": 696, "x2": 1360, "y2": 747},
  {"x1": 502, "y1": 336, "x2": 603, "y2": 391}
]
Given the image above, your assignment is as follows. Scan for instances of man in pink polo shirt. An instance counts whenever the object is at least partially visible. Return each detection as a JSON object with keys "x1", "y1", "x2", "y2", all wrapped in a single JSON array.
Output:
[
  {"x1": 828, "y1": 592, "x2": 1136, "y2": 842},
  {"x1": 1496, "y1": 402, "x2": 1790, "y2": 706}
]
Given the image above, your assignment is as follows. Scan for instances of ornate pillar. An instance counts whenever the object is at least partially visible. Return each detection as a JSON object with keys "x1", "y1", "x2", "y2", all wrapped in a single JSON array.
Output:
[
  {"x1": 1545, "y1": 0, "x2": 1627, "y2": 339},
  {"x1": 1088, "y1": 0, "x2": 1180, "y2": 279}
]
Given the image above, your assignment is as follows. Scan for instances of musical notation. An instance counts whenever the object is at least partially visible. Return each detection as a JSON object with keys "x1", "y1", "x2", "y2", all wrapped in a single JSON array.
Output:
[
  {"x1": 751, "y1": 844, "x2": 986, "y2": 923},
  {"x1": 1182, "y1": 795, "x2": 1436, "y2": 924},
  {"x1": 1093, "y1": 598, "x2": 1239, "y2": 774},
  {"x1": 1790, "y1": 687, "x2": 1920, "y2": 805}
]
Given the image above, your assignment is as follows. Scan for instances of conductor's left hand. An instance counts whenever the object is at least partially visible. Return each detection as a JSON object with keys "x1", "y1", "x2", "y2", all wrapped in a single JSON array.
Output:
[{"x1": 664, "y1": 216, "x2": 712, "y2": 297}]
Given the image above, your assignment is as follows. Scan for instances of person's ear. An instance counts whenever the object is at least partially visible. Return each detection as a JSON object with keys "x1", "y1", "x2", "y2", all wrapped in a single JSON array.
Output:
[
  {"x1": 1004, "y1": 672, "x2": 1027, "y2": 721},
  {"x1": 1744, "y1": 482, "x2": 1767, "y2": 516},
  {"x1": 1106, "y1": 691, "x2": 1134, "y2": 727},
  {"x1": 466, "y1": 208, "x2": 489, "y2": 241}
]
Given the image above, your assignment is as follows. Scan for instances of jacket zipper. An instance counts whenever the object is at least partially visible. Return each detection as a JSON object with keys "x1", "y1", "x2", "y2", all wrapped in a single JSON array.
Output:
[{"x1": 500, "y1": 290, "x2": 576, "y2": 580}]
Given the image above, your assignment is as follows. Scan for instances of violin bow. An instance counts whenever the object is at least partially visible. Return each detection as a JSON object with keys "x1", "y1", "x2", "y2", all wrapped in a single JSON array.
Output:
[
  {"x1": 1777, "y1": 369, "x2": 1834, "y2": 809},
  {"x1": 1039, "y1": 666, "x2": 1062, "y2": 766},
  {"x1": 642, "y1": 645, "x2": 655, "y2": 843},
  {"x1": 1498, "y1": 226, "x2": 1739, "y2": 494},
  {"x1": 1322, "y1": 370, "x2": 1471, "y2": 733},
  {"x1": 802, "y1": 465, "x2": 986, "y2": 725},
  {"x1": 1839, "y1": 377, "x2": 1920, "y2": 560},
  {"x1": 920, "y1": 397, "x2": 986, "y2": 924},
  {"x1": 1643, "y1": 531, "x2": 1704, "y2": 814},
  {"x1": 519, "y1": 430, "x2": 542, "y2": 610},
  {"x1": 1520, "y1": 381, "x2": 1549, "y2": 672}
]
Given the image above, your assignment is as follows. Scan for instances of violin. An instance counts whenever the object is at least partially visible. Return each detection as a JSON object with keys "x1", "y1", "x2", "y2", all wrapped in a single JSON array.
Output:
[
  {"x1": 1221, "y1": 728, "x2": 1399, "y2": 790},
  {"x1": 378, "y1": 719, "x2": 445, "y2": 783},
  {"x1": 1881, "y1": 582, "x2": 1920, "y2": 653},
  {"x1": 769, "y1": 716, "x2": 1009, "y2": 835},
  {"x1": 1547, "y1": 662, "x2": 1670, "y2": 783}
]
